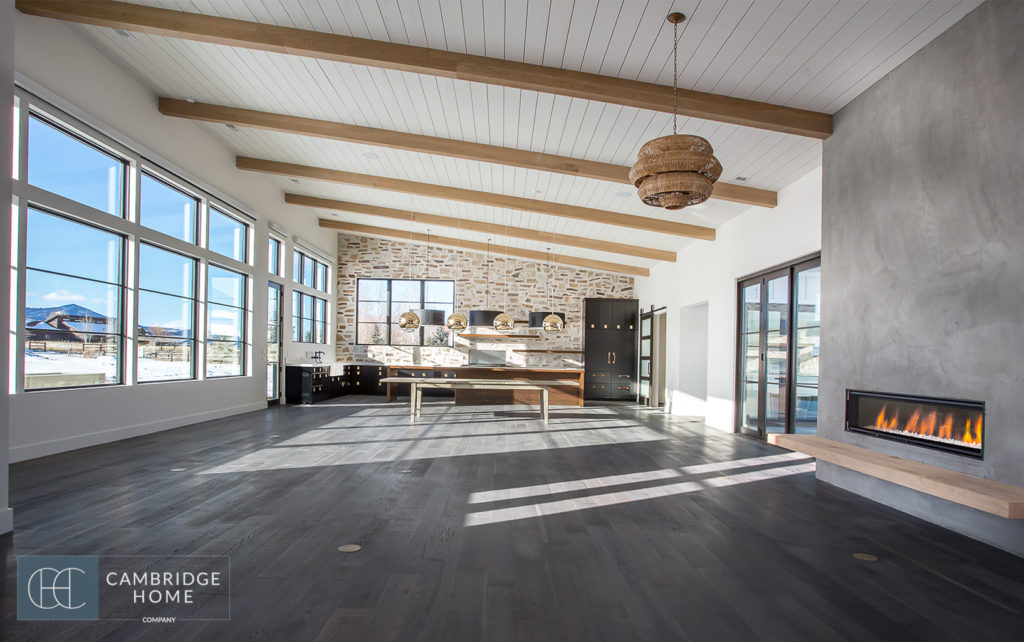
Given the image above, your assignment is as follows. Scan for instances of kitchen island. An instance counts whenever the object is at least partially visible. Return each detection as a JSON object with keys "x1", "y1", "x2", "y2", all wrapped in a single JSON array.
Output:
[{"x1": 385, "y1": 366, "x2": 585, "y2": 407}]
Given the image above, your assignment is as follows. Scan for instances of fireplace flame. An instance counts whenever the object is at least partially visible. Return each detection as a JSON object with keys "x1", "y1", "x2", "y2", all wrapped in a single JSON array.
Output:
[{"x1": 870, "y1": 405, "x2": 981, "y2": 449}]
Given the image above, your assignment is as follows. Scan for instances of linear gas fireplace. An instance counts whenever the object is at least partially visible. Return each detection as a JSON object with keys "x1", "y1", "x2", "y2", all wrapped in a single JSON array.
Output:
[{"x1": 846, "y1": 390, "x2": 984, "y2": 459}]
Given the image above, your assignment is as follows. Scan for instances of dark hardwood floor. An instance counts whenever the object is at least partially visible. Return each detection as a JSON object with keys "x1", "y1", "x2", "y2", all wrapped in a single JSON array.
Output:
[{"x1": 2, "y1": 397, "x2": 1023, "y2": 641}]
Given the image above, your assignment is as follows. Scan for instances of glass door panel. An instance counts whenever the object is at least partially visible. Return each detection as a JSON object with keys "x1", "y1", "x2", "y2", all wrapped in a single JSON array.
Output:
[
  {"x1": 793, "y1": 262, "x2": 821, "y2": 433},
  {"x1": 738, "y1": 282, "x2": 762, "y2": 433},
  {"x1": 639, "y1": 309, "x2": 653, "y2": 405},
  {"x1": 764, "y1": 273, "x2": 789, "y2": 434},
  {"x1": 267, "y1": 282, "x2": 283, "y2": 403}
]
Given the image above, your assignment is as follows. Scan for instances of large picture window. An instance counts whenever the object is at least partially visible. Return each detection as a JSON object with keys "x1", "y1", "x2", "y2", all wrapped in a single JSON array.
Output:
[
  {"x1": 206, "y1": 265, "x2": 247, "y2": 377},
  {"x1": 292, "y1": 292, "x2": 328, "y2": 344},
  {"x1": 23, "y1": 209, "x2": 124, "y2": 389},
  {"x1": 14, "y1": 91, "x2": 259, "y2": 393},
  {"x1": 137, "y1": 244, "x2": 196, "y2": 382},
  {"x1": 356, "y1": 278, "x2": 454, "y2": 346}
]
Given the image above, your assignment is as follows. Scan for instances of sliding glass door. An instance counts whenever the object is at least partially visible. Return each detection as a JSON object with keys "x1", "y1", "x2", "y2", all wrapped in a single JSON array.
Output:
[{"x1": 736, "y1": 255, "x2": 820, "y2": 437}]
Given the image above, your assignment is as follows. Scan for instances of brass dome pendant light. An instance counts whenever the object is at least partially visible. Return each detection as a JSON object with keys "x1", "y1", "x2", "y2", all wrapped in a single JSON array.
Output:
[
  {"x1": 445, "y1": 229, "x2": 468, "y2": 332},
  {"x1": 397, "y1": 216, "x2": 420, "y2": 332},
  {"x1": 493, "y1": 222, "x2": 515, "y2": 333},
  {"x1": 629, "y1": 12, "x2": 722, "y2": 210},
  {"x1": 529, "y1": 247, "x2": 566, "y2": 332},
  {"x1": 542, "y1": 248, "x2": 565, "y2": 333}
]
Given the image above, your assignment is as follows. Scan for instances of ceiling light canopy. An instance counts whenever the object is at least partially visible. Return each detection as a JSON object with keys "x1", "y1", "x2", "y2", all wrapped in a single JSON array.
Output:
[{"x1": 630, "y1": 13, "x2": 722, "y2": 211}]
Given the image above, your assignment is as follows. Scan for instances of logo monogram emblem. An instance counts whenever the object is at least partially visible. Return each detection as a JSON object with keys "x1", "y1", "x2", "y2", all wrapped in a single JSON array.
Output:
[
  {"x1": 18, "y1": 555, "x2": 99, "y2": 620},
  {"x1": 27, "y1": 567, "x2": 88, "y2": 610}
]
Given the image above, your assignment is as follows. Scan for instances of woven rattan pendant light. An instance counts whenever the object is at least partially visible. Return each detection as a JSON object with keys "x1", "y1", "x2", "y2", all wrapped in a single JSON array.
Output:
[{"x1": 628, "y1": 12, "x2": 722, "y2": 210}]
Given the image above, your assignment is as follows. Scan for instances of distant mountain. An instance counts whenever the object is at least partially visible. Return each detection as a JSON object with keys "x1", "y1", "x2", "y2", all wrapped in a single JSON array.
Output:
[{"x1": 25, "y1": 304, "x2": 105, "y2": 323}]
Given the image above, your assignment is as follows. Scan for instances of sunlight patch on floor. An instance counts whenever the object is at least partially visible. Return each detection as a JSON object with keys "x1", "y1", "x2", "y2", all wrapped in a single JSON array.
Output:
[
  {"x1": 467, "y1": 452, "x2": 810, "y2": 504},
  {"x1": 464, "y1": 460, "x2": 817, "y2": 526},
  {"x1": 198, "y1": 404, "x2": 667, "y2": 473}
]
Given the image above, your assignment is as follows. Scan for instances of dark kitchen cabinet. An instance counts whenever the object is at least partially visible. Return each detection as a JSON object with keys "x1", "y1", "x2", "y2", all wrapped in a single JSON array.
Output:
[
  {"x1": 584, "y1": 298, "x2": 638, "y2": 400},
  {"x1": 285, "y1": 365, "x2": 334, "y2": 405},
  {"x1": 350, "y1": 364, "x2": 386, "y2": 395}
]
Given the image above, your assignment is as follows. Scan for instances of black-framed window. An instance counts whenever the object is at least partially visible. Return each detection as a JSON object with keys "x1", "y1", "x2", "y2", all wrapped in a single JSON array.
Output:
[
  {"x1": 735, "y1": 254, "x2": 820, "y2": 437},
  {"x1": 292, "y1": 291, "x2": 328, "y2": 344},
  {"x1": 206, "y1": 265, "x2": 247, "y2": 377},
  {"x1": 137, "y1": 243, "x2": 197, "y2": 382},
  {"x1": 293, "y1": 250, "x2": 329, "y2": 293},
  {"x1": 356, "y1": 278, "x2": 454, "y2": 346},
  {"x1": 23, "y1": 208, "x2": 125, "y2": 389}
]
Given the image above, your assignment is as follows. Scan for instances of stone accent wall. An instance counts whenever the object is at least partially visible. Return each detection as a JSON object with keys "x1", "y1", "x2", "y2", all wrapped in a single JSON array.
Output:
[{"x1": 335, "y1": 234, "x2": 634, "y2": 368}]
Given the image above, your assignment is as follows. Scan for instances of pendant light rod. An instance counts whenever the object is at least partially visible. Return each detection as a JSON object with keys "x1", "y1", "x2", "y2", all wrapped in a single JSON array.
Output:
[{"x1": 669, "y1": 13, "x2": 685, "y2": 135}]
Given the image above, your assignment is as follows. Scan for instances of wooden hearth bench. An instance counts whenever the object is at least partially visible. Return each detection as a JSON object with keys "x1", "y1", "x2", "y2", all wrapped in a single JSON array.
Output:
[{"x1": 767, "y1": 435, "x2": 1024, "y2": 519}]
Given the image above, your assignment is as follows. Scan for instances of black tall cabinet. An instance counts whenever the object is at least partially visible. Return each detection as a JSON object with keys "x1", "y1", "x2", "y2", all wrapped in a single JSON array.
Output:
[{"x1": 584, "y1": 298, "x2": 638, "y2": 400}]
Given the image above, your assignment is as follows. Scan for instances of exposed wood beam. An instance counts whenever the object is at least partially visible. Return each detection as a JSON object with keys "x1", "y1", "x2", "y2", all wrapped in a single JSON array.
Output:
[
  {"x1": 18, "y1": 0, "x2": 832, "y2": 139},
  {"x1": 160, "y1": 98, "x2": 776, "y2": 208},
  {"x1": 321, "y1": 220, "x2": 649, "y2": 277},
  {"x1": 294, "y1": 194, "x2": 676, "y2": 262},
  {"x1": 239, "y1": 157, "x2": 716, "y2": 240}
]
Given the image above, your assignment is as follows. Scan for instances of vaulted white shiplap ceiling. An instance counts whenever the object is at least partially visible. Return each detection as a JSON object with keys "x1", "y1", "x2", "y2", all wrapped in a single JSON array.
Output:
[{"x1": 31, "y1": 0, "x2": 981, "y2": 274}]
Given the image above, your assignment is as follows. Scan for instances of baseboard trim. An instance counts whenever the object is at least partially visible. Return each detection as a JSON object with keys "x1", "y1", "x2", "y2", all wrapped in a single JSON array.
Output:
[{"x1": 10, "y1": 401, "x2": 267, "y2": 462}]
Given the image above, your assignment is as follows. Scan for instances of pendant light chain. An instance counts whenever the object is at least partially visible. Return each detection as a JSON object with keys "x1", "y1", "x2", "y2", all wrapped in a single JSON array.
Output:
[{"x1": 673, "y1": 18, "x2": 679, "y2": 136}]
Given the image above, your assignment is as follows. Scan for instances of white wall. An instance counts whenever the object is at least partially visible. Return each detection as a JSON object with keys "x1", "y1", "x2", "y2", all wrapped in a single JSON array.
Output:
[
  {"x1": 634, "y1": 168, "x2": 822, "y2": 431},
  {"x1": 1, "y1": 0, "x2": 15, "y2": 532},
  {"x1": 9, "y1": 14, "x2": 337, "y2": 461}
]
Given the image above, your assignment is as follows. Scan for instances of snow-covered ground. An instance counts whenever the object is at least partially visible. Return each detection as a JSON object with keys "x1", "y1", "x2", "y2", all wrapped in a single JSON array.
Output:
[{"x1": 25, "y1": 350, "x2": 242, "y2": 383}]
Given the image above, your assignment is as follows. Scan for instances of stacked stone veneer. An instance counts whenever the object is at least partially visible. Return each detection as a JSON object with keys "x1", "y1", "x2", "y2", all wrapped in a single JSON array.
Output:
[{"x1": 335, "y1": 234, "x2": 634, "y2": 368}]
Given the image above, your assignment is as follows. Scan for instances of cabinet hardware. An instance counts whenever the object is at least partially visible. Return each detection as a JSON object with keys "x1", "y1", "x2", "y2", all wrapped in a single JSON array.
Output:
[
  {"x1": 618, "y1": 374, "x2": 630, "y2": 378},
  {"x1": 618, "y1": 386, "x2": 630, "y2": 390}
]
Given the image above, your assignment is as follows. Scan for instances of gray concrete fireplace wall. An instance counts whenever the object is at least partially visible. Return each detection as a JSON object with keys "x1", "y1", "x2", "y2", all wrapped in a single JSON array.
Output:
[{"x1": 819, "y1": 0, "x2": 1024, "y2": 555}]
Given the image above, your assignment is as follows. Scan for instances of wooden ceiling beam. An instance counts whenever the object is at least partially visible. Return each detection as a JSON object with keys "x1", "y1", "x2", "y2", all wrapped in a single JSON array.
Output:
[
  {"x1": 160, "y1": 97, "x2": 776, "y2": 208},
  {"x1": 320, "y1": 220, "x2": 649, "y2": 277},
  {"x1": 239, "y1": 157, "x2": 716, "y2": 241},
  {"x1": 293, "y1": 194, "x2": 675, "y2": 262},
  {"x1": 18, "y1": 0, "x2": 832, "y2": 139}
]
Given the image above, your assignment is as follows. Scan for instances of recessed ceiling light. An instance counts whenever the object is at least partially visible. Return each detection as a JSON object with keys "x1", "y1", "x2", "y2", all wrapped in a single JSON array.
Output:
[
  {"x1": 170, "y1": 468, "x2": 186, "y2": 472},
  {"x1": 362, "y1": 152, "x2": 379, "y2": 160},
  {"x1": 290, "y1": 178, "x2": 299, "y2": 184},
  {"x1": 615, "y1": 190, "x2": 632, "y2": 198},
  {"x1": 338, "y1": 544, "x2": 362, "y2": 553},
  {"x1": 734, "y1": 176, "x2": 749, "y2": 182},
  {"x1": 114, "y1": 29, "x2": 133, "y2": 38},
  {"x1": 534, "y1": 189, "x2": 544, "y2": 195},
  {"x1": 185, "y1": 97, "x2": 196, "y2": 103},
  {"x1": 225, "y1": 124, "x2": 239, "y2": 131}
]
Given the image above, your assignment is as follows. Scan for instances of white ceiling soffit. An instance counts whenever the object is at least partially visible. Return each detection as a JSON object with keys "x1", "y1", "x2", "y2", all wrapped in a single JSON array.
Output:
[{"x1": 56, "y1": 0, "x2": 980, "y2": 263}]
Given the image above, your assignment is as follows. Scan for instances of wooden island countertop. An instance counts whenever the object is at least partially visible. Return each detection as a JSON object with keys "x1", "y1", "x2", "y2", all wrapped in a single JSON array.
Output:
[{"x1": 384, "y1": 365, "x2": 585, "y2": 407}]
